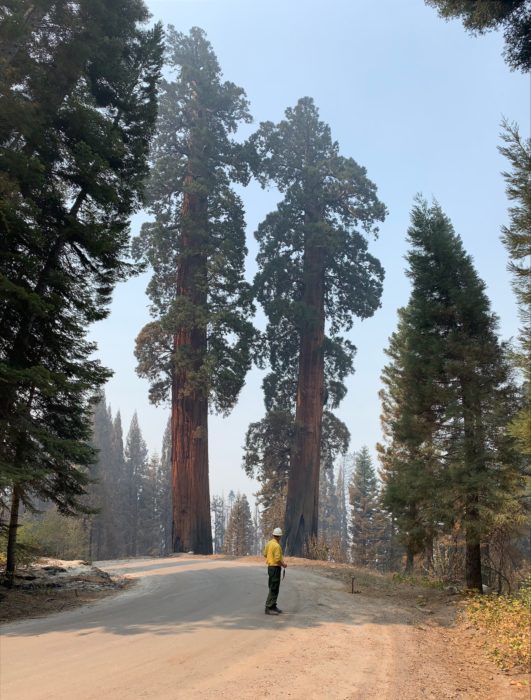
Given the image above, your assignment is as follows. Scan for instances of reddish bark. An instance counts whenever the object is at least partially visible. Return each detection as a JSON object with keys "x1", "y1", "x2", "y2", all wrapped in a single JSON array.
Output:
[
  {"x1": 171, "y1": 178, "x2": 212, "y2": 554},
  {"x1": 284, "y1": 234, "x2": 326, "y2": 556}
]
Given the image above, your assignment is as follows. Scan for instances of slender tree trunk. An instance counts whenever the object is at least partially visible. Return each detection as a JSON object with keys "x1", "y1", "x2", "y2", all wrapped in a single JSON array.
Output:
[
  {"x1": 465, "y1": 498, "x2": 483, "y2": 591},
  {"x1": 284, "y1": 229, "x2": 325, "y2": 556},
  {"x1": 5, "y1": 485, "x2": 21, "y2": 588},
  {"x1": 171, "y1": 177, "x2": 212, "y2": 554},
  {"x1": 405, "y1": 545, "x2": 414, "y2": 574},
  {"x1": 461, "y1": 381, "x2": 484, "y2": 592}
]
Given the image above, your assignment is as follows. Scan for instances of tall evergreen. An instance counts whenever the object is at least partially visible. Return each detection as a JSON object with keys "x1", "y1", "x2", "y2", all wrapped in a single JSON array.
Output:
[
  {"x1": 158, "y1": 418, "x2": 172, "y2": 555},
  {"x1": 134, "y1": 27, "x2": 255, "y2": 554},
  {"x1": 250, "y1": 97, "x2": 386, "y2": 554},
  {"x1": 335, "y1": 457, "x2": 351, "y2": 558},
  {"x1": 211, "y1": 494, "x2": 226, "y2": 553},
  {"x1": 0, "y1": 1, "x2": 163, "y2": 579},
  {"x1": 88, "y1": 395, "x2": 115, "y2": 560},
  {"x1": 379, "y1": 198, "x2": 523, "y2": 589},
  {"x1": 124, "y1": 412, "x2": 148, "y2": 557},
  {"x1": 349, "y1": 447, "x2": 388, "y2": 569},
  {"x1": 499, "y1": 120, "x2": 531, "y2": 456},
  {"x1": 223, "y1": 493, "x2": 253, "y2": 556}
]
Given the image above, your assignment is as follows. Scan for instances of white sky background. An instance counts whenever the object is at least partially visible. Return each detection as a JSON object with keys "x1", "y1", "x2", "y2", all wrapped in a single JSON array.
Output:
[{"x1": 88, "y1": 0, "x2": 530, "y2": 504}]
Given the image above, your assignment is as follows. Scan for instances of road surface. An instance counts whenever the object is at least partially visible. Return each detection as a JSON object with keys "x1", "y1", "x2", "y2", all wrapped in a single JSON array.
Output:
[{"x1": 0, "y1": 557, "x2": 517, "y2": 699}]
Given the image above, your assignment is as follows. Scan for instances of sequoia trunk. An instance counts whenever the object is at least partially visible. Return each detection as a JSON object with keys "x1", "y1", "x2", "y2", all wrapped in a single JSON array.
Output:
[
  {"x1": 171, "y1": 179, "x2": 212, "y2": 554},
  {"x1": 284, "y1": 232, "x2": 325, "y2": 556}
]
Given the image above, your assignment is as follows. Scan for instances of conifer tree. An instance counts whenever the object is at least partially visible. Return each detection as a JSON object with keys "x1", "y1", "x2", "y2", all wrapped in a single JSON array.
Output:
[
  {"x1": 211, "y1": 494, "x2": 226, "y2": 553},
  {"x1": 0, "y1": 0, "x2": 163, "y2": 580},
  {"x1": 136, "y1": 454, "x2": 160, "y2": 555},
  {"x1": 158, "y1": 419, "x2": 172, "y2": 554},
  {"x1": 88, "y1": 396, "x2": 115, "y2": 560},
  {"x1": 499, "y1": 120, "x2": 531, "y2": 456},
  {"x1": 134, "y1": 27, "x2": 255, "y2": 555},
  {"x1": 379, "y1": 198, "x2": 523, "y2": 589},
  {"x1": 335, "y1": 457, "x2": 351, "y2": 557},
  {"x1": 250, "y1": 97, "x2": 386, "y2": 554},
  {"x1": 349, "y1": 447, "x2": 388, "y2": 568},
  {"x1": 124, "y1": 413, "x2": 148, "y2": 557},
  {"x1": 223, "y1": 493, "x2": 253, "y2": 556}
]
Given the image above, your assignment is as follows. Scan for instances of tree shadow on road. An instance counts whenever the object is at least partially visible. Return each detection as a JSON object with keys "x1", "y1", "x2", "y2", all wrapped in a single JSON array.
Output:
[{"x1": 1, "y1": 559, "x2": 456, "y2": 638}]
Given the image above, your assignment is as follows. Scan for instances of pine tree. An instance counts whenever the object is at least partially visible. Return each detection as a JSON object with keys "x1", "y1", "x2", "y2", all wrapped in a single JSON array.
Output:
[
  {"x1": 250, "y1": 97, "x2": 386, "y2": 554},
  {"x1": 211, "y1": 494, "x2": 226, "y2": 553},
  {"x1": 134, "y1": 27, "x2": 255, "y2": 555},
  {"x1": 379, "y1": 198, "x2": 524, "y2": 589},
  {"x1": 0, "y1": 1, "x2": 163, "y2": 580},
  {"x1": 349, "y1": 447, "x2": 388, "y2": 568},
  {"x1": 223, "y1": 493, "x2": 253, "y2": 556},
  {"x1": 158, "y1": 418, "x2": 172, "y2": 555},
  {"x1": 499, "y1": 120, "x2": 531, "y2": 457},
  {"x1": 378, "y1": 312, "x2": 444, "y2": 571},
  {"x1": 88, "y1": 395, "x2": 115, "y2": 560},
  {"x1": 136, "y1": 454, "x2": 160, "y2": 555},
  {"x1": 335, "y1": 457, "x2": 351, "y2": 558},
  {"x1": 124, "y1": 413, "x2": 148, "y2": 557}
]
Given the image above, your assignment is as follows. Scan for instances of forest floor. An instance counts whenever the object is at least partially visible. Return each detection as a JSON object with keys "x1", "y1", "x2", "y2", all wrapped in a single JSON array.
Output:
[
  {"x1": 0, "y1": 557, "x2": 132, "y2": 623},
  {"x1": 0, "y1": 555, "x2": 528, "y2": 699}
]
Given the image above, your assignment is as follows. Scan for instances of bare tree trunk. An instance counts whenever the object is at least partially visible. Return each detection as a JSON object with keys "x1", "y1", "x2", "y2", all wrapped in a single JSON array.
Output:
[
  {"x1": 465, "y1": 499, "x2": 483, "y2": 591},
  {"x1": 284, "y1": 231, "x2": 325, "y2": 556},
  {"x1": 461, "y1": 381, "x2": 484, "y2": 592},
  {"x1": 171, "y1": 179, "x2": 212, "y2": 554},
  {"x1": 405, "y1": 545, "x2": 414, "y2": 574},
  {"x1": 5, "y1": 486, "x2": 21, "y2": 588}
]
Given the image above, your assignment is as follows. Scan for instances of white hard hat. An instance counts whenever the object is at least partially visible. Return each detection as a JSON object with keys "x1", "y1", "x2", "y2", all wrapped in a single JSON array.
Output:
[{"x1": 272, "y1": 527, "x2": 282, "y2": 536}]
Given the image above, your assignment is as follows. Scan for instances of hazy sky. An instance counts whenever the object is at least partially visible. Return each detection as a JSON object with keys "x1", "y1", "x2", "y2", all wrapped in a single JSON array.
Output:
[{"x1": 88, "y1": 0, "x2": 530, "y2": 503}]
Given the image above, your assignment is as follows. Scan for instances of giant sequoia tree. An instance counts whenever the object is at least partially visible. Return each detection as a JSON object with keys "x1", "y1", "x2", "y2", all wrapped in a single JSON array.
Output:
[
  {"x1": 250, "y1": 98, "x2": 386, "y2": 555},
  {"x1": 379, "y1": 199, "x2": 523, "y2": 589},
  {"x1": 0, "y1": 0, "x2": 162, "y2": 580},
  {"x1": 134, "y1": 28, "x2": 254, "y2": 554}
]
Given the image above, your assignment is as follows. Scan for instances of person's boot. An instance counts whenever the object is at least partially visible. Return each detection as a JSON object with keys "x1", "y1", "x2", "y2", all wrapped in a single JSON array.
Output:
[
  {"x1": 271, "y1": 606, "x2": 283, "y2": 613},
  {"x1": 265, "y1": 607, "x2": 279, "y2": 614}
]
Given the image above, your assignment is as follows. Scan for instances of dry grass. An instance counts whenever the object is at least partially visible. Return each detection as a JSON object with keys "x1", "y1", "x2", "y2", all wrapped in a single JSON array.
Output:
[{"x1": 463, "y1": 589, "x2": 531, "y2": 672}]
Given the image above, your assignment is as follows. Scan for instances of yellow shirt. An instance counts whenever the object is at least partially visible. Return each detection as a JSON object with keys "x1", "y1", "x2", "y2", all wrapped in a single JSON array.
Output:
[{"x1": 264, "y1": 538, "x2": 283, "y2": 566}]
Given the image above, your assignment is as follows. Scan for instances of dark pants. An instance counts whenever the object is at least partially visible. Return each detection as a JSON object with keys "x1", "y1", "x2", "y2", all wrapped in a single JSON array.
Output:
[{"x1": 266, "y1": 566, "x2": 281, "y2": 609}]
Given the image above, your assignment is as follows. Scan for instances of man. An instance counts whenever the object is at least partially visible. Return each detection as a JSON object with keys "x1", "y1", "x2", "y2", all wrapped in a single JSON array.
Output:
[{"x1": 263, "y1": 526, "x2": 287, "y2": 614}]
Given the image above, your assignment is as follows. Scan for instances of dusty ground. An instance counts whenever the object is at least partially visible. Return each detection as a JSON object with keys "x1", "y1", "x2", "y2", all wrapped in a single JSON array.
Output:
[
  {"x1": 0, "y1": 557, "x2": 132, "y2": 623},
  {"x1": 1, "y1": 556, "x2": 528, "y2": 699}
]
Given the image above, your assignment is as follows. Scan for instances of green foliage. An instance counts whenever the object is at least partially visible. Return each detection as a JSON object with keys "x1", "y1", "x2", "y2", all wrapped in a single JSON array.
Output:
[
  {"x1": 223, "y1": 493, "x2": 253, "y2": 556},
  {"x1": 134, "y1": 27, "x2": 255, "y2": 414},
  {"x1": 0, "y1": 1, "x2": 163, "y2": 565},
  {"x1": 244, "y1": 409, "x2": 350, "y2": 541},
  {"x1": 17, "y1": 508, "x2": 89, "y2": 561},
  {"x1": 249, "y1": 97, "x2": 386, "y2": 553},
  {"x1": 499, "y1": 120, "x2": 531, "y2": 457},
  {"x1": 425, "y1": 0, "x2": 531, "y2": 71},
  {"x1": 379, "y1": 198, "x2": 526, "y2": 587},
  {"x1": 349, "y1": 447, "x2": 390, "y2": 569},
  {"x1": 250, "y1": 97, "x2": 386, "y2": 412}
]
